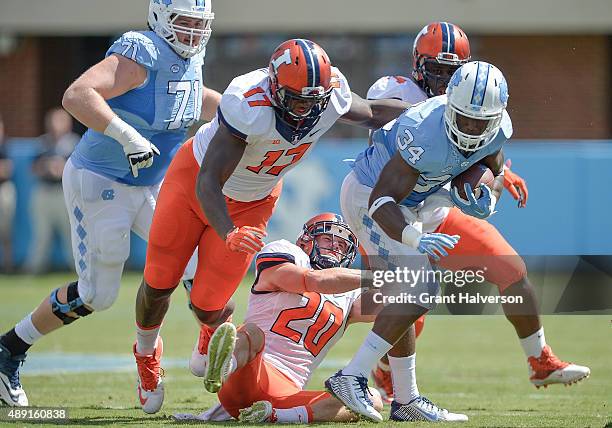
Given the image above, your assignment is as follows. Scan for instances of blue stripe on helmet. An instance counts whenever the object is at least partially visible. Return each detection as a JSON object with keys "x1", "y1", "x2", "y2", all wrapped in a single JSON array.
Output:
[
  {"x1": 296, "y1": 39, "x2": 316, "y2": 88},
  {"x1": 440, "y1": 22, "x2": 449, "y2": 52},
  {"x1": 470, "y1": 62, "x2": 491, "y2": 107},
  {"x1": 448, "y1": 23, "x2": 456, "y2": 53}
]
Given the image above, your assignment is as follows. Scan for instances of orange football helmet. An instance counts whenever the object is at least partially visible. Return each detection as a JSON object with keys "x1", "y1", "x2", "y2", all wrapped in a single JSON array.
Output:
[
  {"x1": 296, "y1": 213, "x2": 358, "y2": 270},
  {"x1": 268, "y1": 39, "x2": 333, "y2": 129},
  {"x1": 412, "y1": 22, "x2": 471, "y2": 97}
]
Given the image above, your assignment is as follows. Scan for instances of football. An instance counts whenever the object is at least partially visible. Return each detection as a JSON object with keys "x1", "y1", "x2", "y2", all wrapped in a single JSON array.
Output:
[{"x1": 451, "y1": 164, "x2": 495, "y2": 200}]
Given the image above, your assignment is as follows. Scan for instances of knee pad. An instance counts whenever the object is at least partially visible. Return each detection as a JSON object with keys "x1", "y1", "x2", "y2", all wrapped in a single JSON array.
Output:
[
  {"x1": 96, "y1": 222, "x2": 130, "y2": 266},
  {"x1": 78, "y1": 278, "x2": 120, "y2": 312},
  {"x1": 50, "y1": 281, "x2": 93, "y2": 325}
]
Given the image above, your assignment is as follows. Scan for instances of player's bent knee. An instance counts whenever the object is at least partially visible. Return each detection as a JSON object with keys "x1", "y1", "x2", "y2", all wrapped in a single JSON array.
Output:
[
  {"x1": 239, "y1": 323, "x2": 265, "y2": 354},
  {"x1": 50, "y1": 281, "x2": 93, "y2": 324},
  {"x1": 495, "y1": 257, "x2": 528, "y2": 293},
  {"x1": 144, "y1": 262, "x2": 183, "y2": 291},
  {"x1": 77, "y1": 277, "x2": 121, "y2": 312}
]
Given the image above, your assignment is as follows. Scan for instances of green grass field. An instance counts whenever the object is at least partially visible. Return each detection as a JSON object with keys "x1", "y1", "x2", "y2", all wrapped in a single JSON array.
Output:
[{"x1": 0, "y1": 272, "x2": 610, "y2": 427}]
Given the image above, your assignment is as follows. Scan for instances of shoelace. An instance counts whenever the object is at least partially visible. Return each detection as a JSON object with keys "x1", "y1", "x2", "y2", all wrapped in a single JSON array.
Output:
[
  {"x1": 1, "y1": 354, "x2": 25, "y2": 389},
  {"x1": 353, "y1": 376, "x2": 374, "y2": 405},
  {"x1": 416, "y1": 396, "x2": 439, "y2": 414},
  {"x1": 136, "y1": 355, "x2": 162, "y2": 391}
]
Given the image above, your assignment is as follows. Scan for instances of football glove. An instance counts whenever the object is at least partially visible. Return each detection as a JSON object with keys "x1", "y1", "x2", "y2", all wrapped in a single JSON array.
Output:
[
  {"x1": 417, "y1": 233, "x2": 460, "y2": 261},
  {"x1": 451, "y1": 182, "x2": 497, "y2": 219},
  {"x1": 225, "y1": 226, "x2": 266, "y2": 254},
  {"x1": 503, "y1": 159, "x2": 528, "y2": 208},
  {"x1": 104, "y1": 116, "x2": 160, "y2": 178}
]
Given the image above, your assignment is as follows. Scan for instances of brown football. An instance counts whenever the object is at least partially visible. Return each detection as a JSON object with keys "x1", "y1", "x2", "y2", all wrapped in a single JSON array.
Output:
[{"x1": 451, "y1": 164, "x2": 495, "y2": 200}]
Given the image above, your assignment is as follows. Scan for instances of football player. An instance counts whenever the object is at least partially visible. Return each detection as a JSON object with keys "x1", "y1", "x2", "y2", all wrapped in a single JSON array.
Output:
[
  {"x1": 0, "y1": 0, "x2": 221, "y2": 407},
  {"x1": 367, "y1": 21, "x2": 529, "y2": 404},
  {"x1": 132, "y1": 38, "x2": 411, "y2": 414},
  {"x1": 326, "y1": 61, "x2": 590, "y2": 422},
  {"x1": 173, "y1": 213, "x2": 466, "y2": 423}
]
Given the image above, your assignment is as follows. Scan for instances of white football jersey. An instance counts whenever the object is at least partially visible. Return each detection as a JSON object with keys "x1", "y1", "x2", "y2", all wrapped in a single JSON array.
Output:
[
  {"x1": 245, "y1": 239, "x2": 360, "y2": 388},
  {"x1": 367, "y1": 75, "x2": 428, "y2": 103},
  {"x1": 367, "y1": 74, "x2": 449, "y2": 232},
  {"x1": 193, "y1": 67, "x2": 352, "y2": 202}
]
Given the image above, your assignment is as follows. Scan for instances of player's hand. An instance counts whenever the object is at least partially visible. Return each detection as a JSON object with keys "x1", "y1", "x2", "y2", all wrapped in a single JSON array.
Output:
[
  {"x1": 225, "y1": 226, "x2": 267, "y2": 254},
  {"x1": 451, "y1": 183, "x2": 497, "y2": 219},
  {"x1": 417, "y1": 233, "x2": 460, "y2": 261},
  {"x1": 503, "y1": 159, "x2": 528, "y2": 208},
  {"x1": 123, "y1": 136, "x2": 161, "y2": 178}
]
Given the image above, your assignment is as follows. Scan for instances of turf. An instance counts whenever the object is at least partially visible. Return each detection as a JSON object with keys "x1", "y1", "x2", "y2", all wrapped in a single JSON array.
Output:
[{"x1": 0, "y1": 272, "x2": 610, "y2": 427}]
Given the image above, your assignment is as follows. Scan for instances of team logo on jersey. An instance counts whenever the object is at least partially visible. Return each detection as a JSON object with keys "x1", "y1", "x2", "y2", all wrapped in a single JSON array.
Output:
[
  {"x1": 101, "y1": 189, "x2": 115, "y2": 201},
  {"x1": 171, "y1": 64, "x2": 181, "y2": 73},
  {"x1": 460, "y1": 161, "x2": 470, "y2": 168}
]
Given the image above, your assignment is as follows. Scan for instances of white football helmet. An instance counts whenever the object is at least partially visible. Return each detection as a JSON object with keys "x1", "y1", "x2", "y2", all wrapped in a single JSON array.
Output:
[
  {"x1": 148, "y1": 0, "x2": 214, "y2": 58},
  {"x1": 444, "y1": 61, "x2": 509, "y2": 152}
]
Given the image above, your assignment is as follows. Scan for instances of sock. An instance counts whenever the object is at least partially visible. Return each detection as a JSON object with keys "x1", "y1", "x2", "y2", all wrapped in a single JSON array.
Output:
[
  {"x1": 15, "y1": 314, "x2": 43, "y2": 346},
  {"x1": 377, "y1": 359, "x2": 390, "y2": 371},
  {"x1": 388, "y1": 354, "x2": 419, "y2": 404},
  {"x1": 274, "y1": 406, "x2": 309, "y2": 423},
  {"x1": 136, "y1": 323, "x2": 161, "y2": 355},
  {"x1": 343, "y1": 331, "x2": 393, "y2": 378},
  {"x1": 0, "y1": 328, "x2": 32, "y2": 356},
  {"x1": 520, "y1": 327, "x2": 546, "y2": 359}
]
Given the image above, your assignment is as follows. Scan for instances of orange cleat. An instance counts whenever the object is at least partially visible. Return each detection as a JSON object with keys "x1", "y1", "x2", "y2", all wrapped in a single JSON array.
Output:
[
  {"x1": 134, "y1": 337, "x2": 165, "y2": 414},
  {"x1": 528, "y1": 345, "x2": 590, "y2": 388},
  {"x1": 371, "y1": 365, "x2": 394, "y2": 404}
]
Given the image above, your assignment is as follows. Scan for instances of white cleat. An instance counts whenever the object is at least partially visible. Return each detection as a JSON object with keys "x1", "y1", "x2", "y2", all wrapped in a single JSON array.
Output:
[
  {"x1": 390, "y1": 396, "x2": 468, "y2": 422},
  {"x1": 0, "y1": 344, "x2": 28, "y2": 407},
  {"x1": 528, "y1": 345, "x2": 591, "y2": 388},
  {"x1": 204, "y1": 322, "x2": 237, "y2": 393},
  {"x1": 134, "y1": 337, "x2": 165, "y2": 414},
  {"x1": 239, "y1": 400, "x2": 274, "y2": 423},
  {"x1": 189, "y1": 340, "x2": 208, "y2": 378},
  {"x1": 325, "y1": 370, "x2": 383, "y2": 423}
]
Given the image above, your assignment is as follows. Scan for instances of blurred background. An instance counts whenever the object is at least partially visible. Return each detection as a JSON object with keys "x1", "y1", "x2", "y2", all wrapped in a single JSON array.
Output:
[{"x1": 0, "y1": 0, "x2": 611, "y2": 272}]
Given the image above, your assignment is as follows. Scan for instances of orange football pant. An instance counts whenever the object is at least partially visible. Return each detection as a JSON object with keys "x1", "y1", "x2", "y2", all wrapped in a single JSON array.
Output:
[
  {"x1": 434, "y1": 207, "x2": 527, "y2": 292},
  {"x1": 145, "y1": 138, "x2": 281, "y2": 311},
  {"x1": 218, "y1": 337, "x2": 328, "y2": 419}
]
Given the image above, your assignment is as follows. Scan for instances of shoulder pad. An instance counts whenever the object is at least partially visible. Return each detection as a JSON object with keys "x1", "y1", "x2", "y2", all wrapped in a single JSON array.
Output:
[
  {"x1": 219, "y1": 70, "x2": 274, "y2": 138},
  {"x1": 329, "y1": 67, "x2": 352, "y2": 116},
  {"x1": 107, "y1": 31, "x2": 160, "y2": 70}
]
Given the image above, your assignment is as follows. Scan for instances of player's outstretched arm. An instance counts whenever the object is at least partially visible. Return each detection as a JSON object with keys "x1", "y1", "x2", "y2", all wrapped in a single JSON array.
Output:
[
  {"x1": 256, "y1": 263, "x2": 362, "y2": 294},
  {"x1": 62, "y1": 54, "x2": 147, "y2": 132},
  {"x1": 339, "y1": 92, "x2": 410, "y2": 129},
  {"x1": 200, "y1": 86, "x2": 222, "y2": 122},
  {"x1": 196, "y1": 122, "x2": 250, "y2": 239}
]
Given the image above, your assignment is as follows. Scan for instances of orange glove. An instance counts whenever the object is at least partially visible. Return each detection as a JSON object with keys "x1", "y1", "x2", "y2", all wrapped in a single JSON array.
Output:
[
  {"x1": 503, "y1": 159, "x2": 528, "y2": 208},
  {"x1": 225, "y1": 226, "x2": 267, "y2": 254}
]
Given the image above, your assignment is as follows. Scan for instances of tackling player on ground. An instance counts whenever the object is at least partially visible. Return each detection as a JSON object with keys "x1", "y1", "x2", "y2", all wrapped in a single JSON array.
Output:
[
  {"x1": 0, "y1": 0, "x2": 220, "y2": 407},
  {"x1": 132, "y1": 39, "x2": 411, "y2": 413},
  {"x1": 367, "y1": 21, "x2": 530, "y2": 405},
  {"x1": 326, "y1": 61, "x2": 590, "y2": 422},
  {"x1": 174, "y1": 213, "x2": 465, "y2": 423}
]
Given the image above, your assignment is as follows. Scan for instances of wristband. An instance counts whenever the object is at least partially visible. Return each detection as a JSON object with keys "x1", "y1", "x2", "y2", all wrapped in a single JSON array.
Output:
[
  {"x1": 401, "y1": 224, "x2": 422, "y2": 248},
  {"x1": 368, "y1": 196, "x2": 396, "y2": 218}
]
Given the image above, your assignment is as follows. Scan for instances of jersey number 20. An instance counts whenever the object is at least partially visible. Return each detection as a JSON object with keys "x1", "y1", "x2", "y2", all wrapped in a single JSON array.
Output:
[{"x1": 271, "y1": 292, "x2": 344, "y2": 357}]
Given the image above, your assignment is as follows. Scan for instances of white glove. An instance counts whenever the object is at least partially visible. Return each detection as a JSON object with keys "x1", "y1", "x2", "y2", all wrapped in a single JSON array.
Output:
[{"x1": 104, "y1": 116, "x2": 160, "y2": 178}]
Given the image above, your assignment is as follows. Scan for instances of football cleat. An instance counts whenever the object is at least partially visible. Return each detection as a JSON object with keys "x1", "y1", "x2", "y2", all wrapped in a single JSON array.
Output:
[
  {"x1": 204, "y1": 322, "x2": 236, "y2": 393},
  {"x1": 325, "y1": 370, "x2": 383, "y2": 423},
  {"x1": 239, "y1": 400, "x2": 276, "y2": 423},
  {"x1": 528, "y1": 345, "x2": 590, "y2": 388},
  {"x1": 371, "y1": 366, "x2": 394, "y2": 404},
  {"x1": 0, "y1": 343, "x2": 28, "y2": 406},
  {"x1": 390, "y1": 397, "x2": 468, "y2": 422},
  {"x1": 189, "y1": 323, "x2": 217, "y2": 377},
  {"x1": 134, "y1": 337, "x2": 165, "y2": 414}
]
